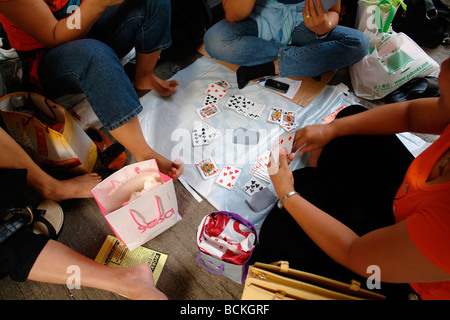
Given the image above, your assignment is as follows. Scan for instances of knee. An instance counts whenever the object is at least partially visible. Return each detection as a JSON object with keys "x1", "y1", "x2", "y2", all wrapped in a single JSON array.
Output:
[
  {"x1": 73, "y1": 39, "x2": 121, "y2": 68},
  {"x1": 348, "y1": 32, "x2": 370, "y2": 63},
  {"x1": 203, "y1": 20, "x2": 229, "y2": 58},
  {"x1": 356, "y1": 33, "x2": 370, "y2": 57},
  {"x1": 203, "y1": 24, "x2": 220, "y2": 57},
  {"x1": 146, "y1": 0, "x2": 171, "y2": 17}
]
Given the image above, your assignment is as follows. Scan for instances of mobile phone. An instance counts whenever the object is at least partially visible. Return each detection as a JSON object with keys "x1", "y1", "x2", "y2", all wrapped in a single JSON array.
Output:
[{"x1": 264, "y1": 79, "x2": 290, "y2": 93}]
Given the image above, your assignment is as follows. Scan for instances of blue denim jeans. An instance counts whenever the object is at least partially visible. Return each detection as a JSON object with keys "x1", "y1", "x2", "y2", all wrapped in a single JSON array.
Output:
[
  {"x1": 37, "y1": 0, "x2": 172, "y2": 130},
  {"x1": 204, "y1": 17, "x2": 370, "y2": 77}
]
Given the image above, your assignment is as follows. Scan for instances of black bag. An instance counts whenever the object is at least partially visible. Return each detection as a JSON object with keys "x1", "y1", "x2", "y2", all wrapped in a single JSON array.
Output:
[
  {"x1": 0, "y1": 169, "x2": 31, "y2": 244},
  {"x1": 163, "y1": 0, "x2": 213, "y2": 56},
  {"x1": 392, "y1": 0, "x2": 450, "y2": 48}
]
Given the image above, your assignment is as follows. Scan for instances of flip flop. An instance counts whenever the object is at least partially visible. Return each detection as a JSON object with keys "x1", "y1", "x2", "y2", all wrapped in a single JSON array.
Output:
[
  {"x1": 388, "y1": 76, "x2": 440, "y2": 103},
  {"x1": 33, "y1": 200, "x2": 64, "y2": 239},
  {"x1": 85, "y1": 127, "x2": 127, "y2": 171}
]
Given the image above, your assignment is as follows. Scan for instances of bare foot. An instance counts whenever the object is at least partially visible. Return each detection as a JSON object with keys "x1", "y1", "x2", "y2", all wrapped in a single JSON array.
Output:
[
  {"x1": 121, "y1": 263, "x2": 168, "y2": 300},
  {"x1": 40, "y1": 173, "x2": 102, "y2": 201},
  {"x1": 134, "y1": 145, "x2": 184, "y2": 180},
  {"x1": 135, "y1": 74, "x2": 179, "y2": 97},
  {"x1": 152, "y1": 154, "x2": 184, "y2": 181}
]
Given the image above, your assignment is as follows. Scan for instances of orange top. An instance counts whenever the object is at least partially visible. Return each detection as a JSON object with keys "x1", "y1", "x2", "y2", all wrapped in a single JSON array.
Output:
[
  {"x1": 0, "y1": 0, "x2": 75, "y2": 51},
  {"x1": 393, "y1": 124, "x2": 450, "y2": 300}
]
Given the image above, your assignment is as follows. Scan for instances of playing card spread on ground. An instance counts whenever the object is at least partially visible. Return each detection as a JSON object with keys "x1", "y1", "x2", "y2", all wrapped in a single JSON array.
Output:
[
  {"x1": 267, "y1": 107, "x2": 284, "y2": 124},
  {"x1": 196, "y1": 157, "x2": 220, "y2": 179},
  {"x1": 267, "y1": 107, "x2": 298, "y2": 131},
  {"x1": 197, "y1": 80, "x2": 230, "y2": 120},
  {"x1": 191, "y1": 122, "x2": 220, "y2": 146},
  {"x1": 216, "y1": 165, "x2": 242, "y2": 190},
  {"x1": 281, "y1": 111, "x2": 297, "y2": 131},
  {"x1": 226, "y1": 94, "x2": 266, "y2": 120},
  {"x1": 206, "y1": 82, "x2": 227, "y2": 99},
  {"x1": 203, "y1": 94, "x2": 219, "y2": 107},
  {"x1": 242, "y1": 177, "x2": 267, "y2": 196},
  {"x1": 213, "y1": 79, "x2": 231, "y2": 89},
  {"x1": 196, "y1": 104, "x2": 221, "y2": 120}
]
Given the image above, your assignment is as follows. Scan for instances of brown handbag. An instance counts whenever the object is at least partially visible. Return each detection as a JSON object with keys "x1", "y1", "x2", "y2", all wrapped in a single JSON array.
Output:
[{"x1": 241, "y1": 261, "x2": 385, "y2": 300}]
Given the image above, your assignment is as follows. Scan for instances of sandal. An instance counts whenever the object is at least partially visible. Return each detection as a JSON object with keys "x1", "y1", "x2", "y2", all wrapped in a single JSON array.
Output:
[
  {"x1": 387, "y1": 76, "x2": 440, "y2": 103},
  {"x1": 33, "y1": 200, "x2": 64, "y2": 239},
  {"x1": 85, "y1": 127, "x2": 127, "y2": 171}
]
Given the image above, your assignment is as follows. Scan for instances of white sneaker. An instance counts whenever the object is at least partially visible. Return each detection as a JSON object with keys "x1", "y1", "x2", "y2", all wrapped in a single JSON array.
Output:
[{"x1": 0, "y1": 37, "x2": 18, "y2": 61}]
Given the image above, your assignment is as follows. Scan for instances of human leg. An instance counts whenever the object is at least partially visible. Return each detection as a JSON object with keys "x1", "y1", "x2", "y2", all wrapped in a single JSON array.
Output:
[
  {"x1": 277, "y1": 23, "x2": 370, "y2": 77},
  {"x1": 204, "y1": 18, "x2": 282, "y2": 88},
  {"x1": 27, "y1": 240, "x2": 167, "y2": 300},
  {"x1": 38, "y1": 40, "x2": 183, "y2": 179},
  {"x1": 89, "y1": 0, "x2": 178, "y2": 97},
  {"x1": 204, "y1": 18, "x2": 281, "y2": 66},
  {"x1": 133, "y1": 50, "x2": 179, "y2": 97},
  {"x1": 108, "y1": 117, "x2": 184, "y2": 180},
  {"x1": 0, "y1": 128, "x2": 100, "y2": 201}
]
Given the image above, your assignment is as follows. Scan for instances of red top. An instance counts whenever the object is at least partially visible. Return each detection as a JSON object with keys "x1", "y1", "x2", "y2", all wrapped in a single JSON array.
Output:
[
  {"x1": 0, "y1": 0, "x2": 81, "y2": 87},
  {"x1": 393, "y1": 124, "x2": 450, "y2": 300}
]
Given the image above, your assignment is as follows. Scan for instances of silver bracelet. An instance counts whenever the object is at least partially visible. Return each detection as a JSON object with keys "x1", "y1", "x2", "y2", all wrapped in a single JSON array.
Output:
[
  {"x1": 315, "y1": 21, "x2": 332, "y2": 39},
  {"x1": 277, "y1": 191, "x2": 300, "y2": 209}
]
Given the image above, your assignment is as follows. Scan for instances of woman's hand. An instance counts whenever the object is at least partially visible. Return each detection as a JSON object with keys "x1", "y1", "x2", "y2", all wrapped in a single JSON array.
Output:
[
  {"x1": 268, "y1": 148, "x2": 296, "y2": 199},
  {"x1": 292, "y1": 123, "x2": 336, "y2": 156},
  {"x1": 302, "y1": 0, "x2": 340, "y2": 35}
]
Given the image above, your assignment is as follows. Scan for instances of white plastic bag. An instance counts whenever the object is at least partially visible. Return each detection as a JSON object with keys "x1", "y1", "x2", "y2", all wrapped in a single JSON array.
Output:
[
  {"x1": 350, "y1": 0, "x2": 440, "y2": 100},
  {"x1": 354, "y1": 0, "x2": 404, "y2": 39}
]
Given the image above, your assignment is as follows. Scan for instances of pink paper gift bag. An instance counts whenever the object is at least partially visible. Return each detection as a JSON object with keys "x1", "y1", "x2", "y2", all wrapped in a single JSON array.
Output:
[{"x1": 91, "y1": 159, "x2": 181, "y2": 250}]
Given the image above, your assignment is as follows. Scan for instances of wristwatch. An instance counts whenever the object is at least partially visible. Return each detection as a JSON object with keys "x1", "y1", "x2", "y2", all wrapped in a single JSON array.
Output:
[{"x1": 277, "y1": 191, "x2": 299, "y2": 209}]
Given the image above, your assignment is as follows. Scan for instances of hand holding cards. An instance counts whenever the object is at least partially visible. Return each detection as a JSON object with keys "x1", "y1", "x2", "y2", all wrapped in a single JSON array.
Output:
[{"x1": 270, "y1": 131, "x2": 295, "y2": 165}]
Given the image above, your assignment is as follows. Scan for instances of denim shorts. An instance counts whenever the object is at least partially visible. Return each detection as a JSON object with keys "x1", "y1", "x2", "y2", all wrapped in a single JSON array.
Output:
[{"x1": 37, "y1": 0, "x2": 172, "y2": 130}]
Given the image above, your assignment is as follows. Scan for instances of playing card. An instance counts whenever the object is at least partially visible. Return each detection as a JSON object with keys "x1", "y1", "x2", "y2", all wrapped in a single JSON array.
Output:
[
  {"x1": 216, "y1": 165, "x2": 242, "y2": 190},
  {"x1": 214, "y1": 80, "x2": 231, "y2": 89},
  {"x1": 203, "y1": 94, "x2": 219, "y2": 107},
  {"x1": 206, "y1": 83, "x2": 227, "y2": 99},
  {"x1": 242, "y1": 177, "x2": 267, "y2": 196},
  {"x1": 196, "y1": 157, "x2": 220, "y2": 179},
  {"x1": 249, "y1": 151, "x2": 271, "y2": 183},
  {"x1": 226, "y1": 95, "x2": 245, "y2": 112},
  {"x1": 226, "y1": 95, "x2": 265, "y2": 120},
  {"x1": 191, "y1": 122, "x2": 220, "y2": 146},
  {"x1": 196, "y1": 104, "x2": 221, "y2": 120},
  {"x1": 267, "y1": 107, "x2": 284, "y2": 124},
  {"x1": 246, "y1": 101, "x2": 266, "y2": 120},
  {"x1": 270, "y1": 131, "x2": 295, "y2": 164},
  {"x1": 281, "y1": 111, "x2": 297, "y2": 131}
]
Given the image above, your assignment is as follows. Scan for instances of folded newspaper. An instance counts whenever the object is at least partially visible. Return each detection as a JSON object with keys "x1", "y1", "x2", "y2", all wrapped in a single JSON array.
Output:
[{"x1": 95, "y1": 235, "x2": 168, "y2": 283}]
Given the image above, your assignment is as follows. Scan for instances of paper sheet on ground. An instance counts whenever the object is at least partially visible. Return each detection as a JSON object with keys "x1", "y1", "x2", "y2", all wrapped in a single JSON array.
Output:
[
  {"x1": 95, "y1": 235, "x2": 167, "y2": 284},
  {"x1": 258, "y1": 76, "x2": 302, "y2": 100},
  {"x1": 138, "y1": 56, "x2": 429, "y2": 233}
]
